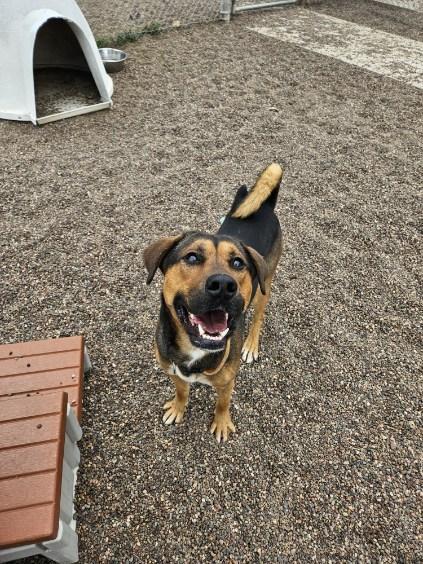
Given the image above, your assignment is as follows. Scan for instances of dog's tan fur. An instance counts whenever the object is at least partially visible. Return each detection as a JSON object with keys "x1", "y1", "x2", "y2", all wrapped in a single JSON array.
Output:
[{"x1": 232, "y1": 163, "x2": 283, "y2": 219}]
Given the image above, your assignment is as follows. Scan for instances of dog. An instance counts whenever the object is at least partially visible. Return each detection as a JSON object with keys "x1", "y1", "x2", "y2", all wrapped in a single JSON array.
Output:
[{"x1": 143, "y1": 163, "x2": 283, "y2": 442}]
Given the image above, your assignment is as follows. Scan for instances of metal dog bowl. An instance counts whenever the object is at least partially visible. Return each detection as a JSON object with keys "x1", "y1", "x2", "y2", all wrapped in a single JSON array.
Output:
[{"x1": 98, "y1": 48, "x2": 127, "y2": 73}]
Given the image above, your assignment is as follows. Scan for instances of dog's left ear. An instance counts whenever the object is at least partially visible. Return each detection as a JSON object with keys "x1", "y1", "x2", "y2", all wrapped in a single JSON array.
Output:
[
  {"x1": 143, "y1": 234, "x2": 184, "y2": 285},
  {"x1": 244, "y1": 245, "x2": 268, "y2": 295}
]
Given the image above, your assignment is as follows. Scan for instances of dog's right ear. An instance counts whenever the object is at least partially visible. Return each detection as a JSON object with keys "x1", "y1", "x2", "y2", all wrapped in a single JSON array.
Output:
[
  {"x1": 143, "y1": 234, "x2": 184, "y2": 285},
  {"x1": 243, "y1": 245, "x2": 268, "y2": 295}
]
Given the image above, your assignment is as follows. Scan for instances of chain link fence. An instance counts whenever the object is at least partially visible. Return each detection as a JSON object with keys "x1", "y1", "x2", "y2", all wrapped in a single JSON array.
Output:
[
  {"x1": 77, "y1": 0, "x2": 320, "y2": 40},
  {"x1": 78, "y1": 0, "x2": 222, "y2": 38}
]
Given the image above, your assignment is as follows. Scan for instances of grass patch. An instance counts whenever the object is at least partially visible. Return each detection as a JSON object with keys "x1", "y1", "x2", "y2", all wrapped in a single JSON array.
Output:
[{"x1": 96, "y1": 22, "x2": 162, "y2": 48}]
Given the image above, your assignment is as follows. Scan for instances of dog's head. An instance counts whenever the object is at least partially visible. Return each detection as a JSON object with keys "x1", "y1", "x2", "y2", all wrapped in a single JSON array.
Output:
[{"x1": 144, "y1": 232, "x2": 267, "y2": 351}]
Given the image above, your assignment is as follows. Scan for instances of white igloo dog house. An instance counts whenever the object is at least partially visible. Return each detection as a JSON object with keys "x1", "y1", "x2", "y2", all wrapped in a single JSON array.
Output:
[{"x1": 0, "y1": 0, "x2": 114, "y2": 125}]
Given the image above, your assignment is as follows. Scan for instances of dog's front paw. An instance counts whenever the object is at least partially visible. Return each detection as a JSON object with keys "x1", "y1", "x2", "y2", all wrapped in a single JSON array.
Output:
[
  {"x1": 162, "y1": 398, "x2": 186, "y2": 425},
  {"x1": 210, "y1": 412, "x2": 235, "y2": 443},
  {"x1": 241, "y1": 335, "x2": 259, "y2": 363}
]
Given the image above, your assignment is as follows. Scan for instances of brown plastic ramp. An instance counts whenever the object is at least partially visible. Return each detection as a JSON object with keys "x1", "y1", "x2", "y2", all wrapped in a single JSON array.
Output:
[
  {"x1": 0, "y1": 336, "x2": 84, "y2": 420},
  {"x1": 0, "y1": 392, "x2": 67, "y2": 549}
]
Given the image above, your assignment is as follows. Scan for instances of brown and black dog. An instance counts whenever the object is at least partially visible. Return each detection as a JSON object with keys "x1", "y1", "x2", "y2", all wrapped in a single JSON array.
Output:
[{"x1": 143, "y1": 163, "x2": 283, "y2": 442}]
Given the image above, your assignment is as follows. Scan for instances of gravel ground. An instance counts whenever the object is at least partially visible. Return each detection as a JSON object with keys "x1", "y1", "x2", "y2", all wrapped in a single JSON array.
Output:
[{"x1": 1, "y1": 1, "x2": 422, "y2": 562}]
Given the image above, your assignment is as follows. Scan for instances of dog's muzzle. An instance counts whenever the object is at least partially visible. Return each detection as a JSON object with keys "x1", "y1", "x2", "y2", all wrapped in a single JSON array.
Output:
[{"x1": 174, "y1": 277, "x2": 243, "y2": 351}]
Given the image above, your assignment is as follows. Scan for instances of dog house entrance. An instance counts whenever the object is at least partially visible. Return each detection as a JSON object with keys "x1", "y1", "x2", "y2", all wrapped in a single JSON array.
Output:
[{"x1": 34, "y1": 19, "x2": 108, "y2": 124}]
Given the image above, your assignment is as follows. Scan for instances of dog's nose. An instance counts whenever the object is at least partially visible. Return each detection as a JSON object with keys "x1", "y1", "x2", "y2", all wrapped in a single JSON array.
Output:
[{"x1": 206, "y1": 274, "x2": 237, "y2": 299}]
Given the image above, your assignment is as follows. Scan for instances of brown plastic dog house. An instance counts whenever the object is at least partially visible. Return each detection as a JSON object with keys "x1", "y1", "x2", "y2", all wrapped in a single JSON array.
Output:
[{"x1": 0, "y1": 336, "x2": 89, "y2": 563}]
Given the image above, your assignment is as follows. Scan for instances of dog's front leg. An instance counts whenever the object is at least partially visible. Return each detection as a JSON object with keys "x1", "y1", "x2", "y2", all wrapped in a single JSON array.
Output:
[
  {"x1": 163, "y1": 373, "x2": 190, "y2": 425},
  {"x1": 210, "y1": 378, "x2": 236, "y2": 443}
]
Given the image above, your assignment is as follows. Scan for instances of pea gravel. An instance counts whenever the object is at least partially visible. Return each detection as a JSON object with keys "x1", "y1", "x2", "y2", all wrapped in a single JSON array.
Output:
[{"x1": 1, "y1": 1, "x2": 422, "y2": 562}]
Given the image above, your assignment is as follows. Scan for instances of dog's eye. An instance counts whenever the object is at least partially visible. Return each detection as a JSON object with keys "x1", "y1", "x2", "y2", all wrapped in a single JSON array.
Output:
[
  {"x1": 231, "y1": 257, "x2": 245, "y2": 270},
  {"x1": 184, "y1": 252, "x2": 202, "y2": 265}
]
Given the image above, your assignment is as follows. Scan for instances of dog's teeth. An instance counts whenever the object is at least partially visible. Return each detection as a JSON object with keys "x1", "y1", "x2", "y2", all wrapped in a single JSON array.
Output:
[
  {"x1": 205, "y1": 333, "x2": 221, "y2": 341},
  {"x1": 221, "y1": 328, "x2": 229, "y2": 337},
  {"x1": 198, "y1": 324, "x2": 205, "y2": 336}
]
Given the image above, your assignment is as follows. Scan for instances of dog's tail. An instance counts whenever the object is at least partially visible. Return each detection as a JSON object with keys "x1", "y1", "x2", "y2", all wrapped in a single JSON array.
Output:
[{"x1": 231, "y1": 163, "x2": 283, "y2": 219}]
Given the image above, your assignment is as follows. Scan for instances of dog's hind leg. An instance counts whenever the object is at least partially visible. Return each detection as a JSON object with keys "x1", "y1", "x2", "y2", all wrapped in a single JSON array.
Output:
[
  {"x1": 242, "y1": 234, "x2": 282, "y2": 363},
  {"x1": 241, "y1": 285, "x2": 270, "y2": 363}
]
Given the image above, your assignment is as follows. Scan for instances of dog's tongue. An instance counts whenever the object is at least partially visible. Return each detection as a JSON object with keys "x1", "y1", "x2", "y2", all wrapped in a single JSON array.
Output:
[{"x1": 193, "y1": 310, "x2": 227, "y2": 334}]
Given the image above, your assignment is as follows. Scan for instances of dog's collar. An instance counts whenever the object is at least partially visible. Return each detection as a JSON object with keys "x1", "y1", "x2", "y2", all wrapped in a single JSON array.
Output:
[{"x1": 203, "y1": 339, "x2": 231, "y2": 376}]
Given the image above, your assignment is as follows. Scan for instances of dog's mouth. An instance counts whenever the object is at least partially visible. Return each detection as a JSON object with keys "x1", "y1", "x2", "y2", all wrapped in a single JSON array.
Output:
[
  {"x1": 176, "y1": 304, "x2": 231, "y2": 350},
  {"x1": 189, "y1": 310, "x2": 230, "y2": 341}
]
